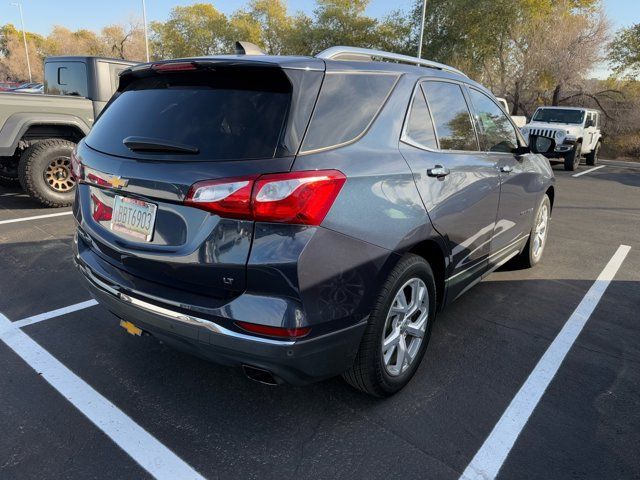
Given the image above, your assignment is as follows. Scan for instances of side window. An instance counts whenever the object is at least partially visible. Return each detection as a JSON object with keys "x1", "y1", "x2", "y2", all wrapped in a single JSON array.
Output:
[
  {"x1": 422, "y1": 81, "x2": 478, "y2": 151},
  {"x1": 44, "y1": 61, "x2": 88, "y2": 97},
  {"x1": 404, "y1": 85, "x2": 437, "y2": 149},
  {"x1": 468, "y1": 88, "x2": 518, "y2": 153},
  {"x1": 301, "y1": 72, "x2": 399, "y2": 153}
]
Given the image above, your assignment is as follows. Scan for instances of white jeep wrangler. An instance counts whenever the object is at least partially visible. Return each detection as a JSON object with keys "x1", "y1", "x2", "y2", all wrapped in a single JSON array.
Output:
[{"x1": 520, "y1": 107, "x2": 602, "y2": 171}]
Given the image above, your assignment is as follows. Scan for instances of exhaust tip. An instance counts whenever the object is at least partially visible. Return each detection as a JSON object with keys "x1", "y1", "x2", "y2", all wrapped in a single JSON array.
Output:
[{"x1": 242, "y1": 365, "x2": 279, "y2": 386}]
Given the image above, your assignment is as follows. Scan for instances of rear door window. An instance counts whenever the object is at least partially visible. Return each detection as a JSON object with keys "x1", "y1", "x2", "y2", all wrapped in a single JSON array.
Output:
[
  {"x1": 422, "y1": 81, "x2": 478, "y2": 151},
  {"x1": 300, "y1": 72, "x2": 398, "y2": 153},
  {"x1": 86, "y1": 68, "x2": 292, "y2": 161},
  {"x1": 404, "y1": 85, "x2": 437, "y2": 149},
  {"x1": 44, "y1": 61, "x2": 88, "y2": 97},
  {"x1": 468, "y1": 88, "x2": 518, "y2": 153}
]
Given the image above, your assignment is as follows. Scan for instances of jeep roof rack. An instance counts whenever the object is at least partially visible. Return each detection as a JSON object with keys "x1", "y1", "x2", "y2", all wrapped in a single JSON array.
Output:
[{"x1": 316, "y1": 46, "x2": 468, "y2": 78}]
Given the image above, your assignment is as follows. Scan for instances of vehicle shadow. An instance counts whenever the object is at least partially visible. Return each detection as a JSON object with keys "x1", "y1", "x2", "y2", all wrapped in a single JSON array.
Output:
[{"x1": 0, "y1": 183, "x2": 68, "y2": 211}]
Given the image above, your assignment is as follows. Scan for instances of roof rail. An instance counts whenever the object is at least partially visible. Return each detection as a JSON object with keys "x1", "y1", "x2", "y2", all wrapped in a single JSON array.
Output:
[{"x1": 315, "y1": 46, "x2": 467, "y2": 78}]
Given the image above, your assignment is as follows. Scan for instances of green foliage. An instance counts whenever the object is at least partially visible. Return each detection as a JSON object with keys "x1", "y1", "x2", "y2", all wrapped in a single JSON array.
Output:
[
  {"x1": 150, "y1": 4, "x2": 229, "y2": 58},
  {"x1": 609, "y1": 24, "x2": 640, "y2": 77},
  {"x1": 148, "y1": 0, "x2": 413, "y2": 58}
]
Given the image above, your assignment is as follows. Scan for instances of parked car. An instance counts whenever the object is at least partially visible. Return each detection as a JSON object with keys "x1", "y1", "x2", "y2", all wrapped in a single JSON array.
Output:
[
  {"x1": 11, "y1": 83, "x2": 44, "y2": 94},
  {"x1": 7, "y1": 82, "x2": 36, "y2": 91},
  {"x1": 521, "y1": 106, "x2": 602, "y2": 171},
  {"x1": 0, "y1": 81, "x2": 20, "y2": 91},
  {"x1": 72, "y1": 44, "x2": 555, "y2": 397},
  {"x1": 0, "y1": 56, "x2": 137, "y2": 206},
  {"x1": 496, "y1": 96, "x2": 527, "y2": 128}
]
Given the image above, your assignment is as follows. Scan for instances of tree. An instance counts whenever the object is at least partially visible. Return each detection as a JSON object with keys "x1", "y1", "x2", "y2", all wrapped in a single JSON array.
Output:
[
  {"x1": 408, "y1": 0, "x2": 609, "y2": 114},
  {"x1": 150, "y1": 4, "x2": 230, "y2": 58},
  {"x1": 0, "y1": 23, "x2": 46, "y2": 82},
  {"x1": 229, "y1": 0, "x2": 294, "y2": 55},
  {"x1": 609, "y1": 23, "x2": 640, "y2": 78},
  {"x1": 101, "y1": 22, "x2": 147, "y2": 61}
]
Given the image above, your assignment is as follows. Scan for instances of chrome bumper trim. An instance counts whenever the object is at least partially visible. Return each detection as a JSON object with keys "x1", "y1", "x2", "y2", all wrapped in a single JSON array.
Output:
[{"x1": 76, "y1": 260, "x2": 296, "y2": 346}]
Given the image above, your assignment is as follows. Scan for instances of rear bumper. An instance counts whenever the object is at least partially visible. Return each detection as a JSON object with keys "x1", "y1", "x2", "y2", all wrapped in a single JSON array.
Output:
[{"x1": 73, "y1": 247, "x2": 367, "y2": 385}]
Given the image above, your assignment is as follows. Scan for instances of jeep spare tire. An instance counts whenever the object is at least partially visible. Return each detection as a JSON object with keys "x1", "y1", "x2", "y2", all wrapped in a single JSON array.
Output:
[{"x1": 18, "y1": 139, "x2": 77, "y2": 207}]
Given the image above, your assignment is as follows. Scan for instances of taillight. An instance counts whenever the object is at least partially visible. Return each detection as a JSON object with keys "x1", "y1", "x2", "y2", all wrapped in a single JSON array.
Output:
[
  {"x1": 90, "y1": 193, "x2": 112, "y2": 222},
  {"x1": 184, "y1": 170, "x2": 346, "y2": 226},
  {"x1": 70, "y1": 149, "x2": 83, "y2": 181},
  {"x1": 184, "y1": 176, "x2": 256, "y2": 220},
  {"x1": 235, "y1": 321, "x2": 311, "y2": 339},
  {"x1": 252, "y1": 171, "x2": 346, "y2": 224},
  {"x1": 152, "y1": 62, "x2": 197, "y2": 72}
]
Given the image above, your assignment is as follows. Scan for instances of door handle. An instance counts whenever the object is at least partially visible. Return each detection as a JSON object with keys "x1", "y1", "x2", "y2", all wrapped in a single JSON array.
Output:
[
  {"x1": 427, "y1": 165, "x2": 450, "y2": 177},
  {"x1": 499, "y1": 165, "x2": 513, "y2": 173}
]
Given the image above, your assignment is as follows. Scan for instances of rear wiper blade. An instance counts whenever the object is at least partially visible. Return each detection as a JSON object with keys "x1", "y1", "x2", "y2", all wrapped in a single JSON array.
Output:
[{"x1": 123, "y1": 136, "x2": 199, "y2": 154}]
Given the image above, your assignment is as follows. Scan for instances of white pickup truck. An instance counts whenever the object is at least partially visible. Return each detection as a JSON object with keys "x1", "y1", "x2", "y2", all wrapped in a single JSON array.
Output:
[{"x1": 520, "y1": 106, "x2": 602, "y2": 171}]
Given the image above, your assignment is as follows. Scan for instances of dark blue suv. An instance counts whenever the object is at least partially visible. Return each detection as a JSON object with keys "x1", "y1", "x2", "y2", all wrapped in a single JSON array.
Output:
[{"x1": 72, "y1": 45, "x2": 555, "y2": 397}]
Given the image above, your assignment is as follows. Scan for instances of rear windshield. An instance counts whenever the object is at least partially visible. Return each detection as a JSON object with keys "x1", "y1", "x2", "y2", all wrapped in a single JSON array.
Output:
[
  {"x1": 532, "y1": 108, "x2": 584, "y2": 125},
  {"x1": 86, "y1": 68, "x2": 292, "y2": 161}
]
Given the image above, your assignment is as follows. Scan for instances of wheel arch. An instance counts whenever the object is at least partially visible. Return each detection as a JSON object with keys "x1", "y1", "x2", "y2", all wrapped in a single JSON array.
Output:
[
  {"x1": 406, "y1": 238, "x2": 447, "y2": 311},
  {"x1": 545, "y1": 185, "x2": 555, "y2": 212},
  {"x1": 0, "y1": 113, "x2": 90, "y2": 157},
  {"x1": 20, "y1": 123, "x2": 85, "y2": 145}
]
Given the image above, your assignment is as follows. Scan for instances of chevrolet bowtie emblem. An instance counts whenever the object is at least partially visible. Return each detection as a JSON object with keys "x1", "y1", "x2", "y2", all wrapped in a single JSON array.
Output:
[{"x1": 109, "y1": 176, "x2": 128, "y2": 189}]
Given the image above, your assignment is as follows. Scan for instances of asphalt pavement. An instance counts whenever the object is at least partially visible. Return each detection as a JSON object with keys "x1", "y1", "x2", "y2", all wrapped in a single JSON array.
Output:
[{"x1": 0, "y1": 159, "x2": 638, "y2": 480}]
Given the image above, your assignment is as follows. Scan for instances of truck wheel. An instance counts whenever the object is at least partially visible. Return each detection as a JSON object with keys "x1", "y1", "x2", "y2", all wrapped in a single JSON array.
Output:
[
  {"x1": 0, "y1": 157, "x2": 20, "y2": 186},
  {"x1": 585, "y1": 141, "x2": 600, "y2": 166},
  {"x1": 518, "y1": 194, "x2": 551, "y2": 268},
  {"x1": 342, "y1": 254, "x2": 436, "y2": 397},
  {"x1": 18, "y1": 139, "x2": 77, "y2": 207},
  {"x1": 563, "y1": 141, "x2": 582, "y2": 171}
]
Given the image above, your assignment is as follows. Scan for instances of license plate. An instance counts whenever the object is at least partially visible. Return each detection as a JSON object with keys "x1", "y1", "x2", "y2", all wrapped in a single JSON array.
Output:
[{"x1": 110, "y1": 195, "x2": 157, "y2": 242}]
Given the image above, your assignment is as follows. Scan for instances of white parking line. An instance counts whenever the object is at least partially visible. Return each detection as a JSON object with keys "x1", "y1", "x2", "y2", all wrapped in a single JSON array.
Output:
[
  {"x1": 0, "y1": 307, "x2": 205, "y2": 480},
  {"x1": 0, "y1": 211, "x2": 72, "y2": 225},
  {"x1": 572, "y1": 165, "x2": 606, "y2": 177},
  {"x1": 3, "y1": 300, "x2": 98, "y2": 333},
  {"x1": 460, "y1": 244, "x2": 631, "y2": 480}
]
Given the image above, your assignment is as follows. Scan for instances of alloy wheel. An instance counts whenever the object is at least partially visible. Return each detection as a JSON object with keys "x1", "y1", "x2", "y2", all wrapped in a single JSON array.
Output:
[
  {"x1": 44, "y1": 156, "x2": 75, "y2": 192},
  {"x1": 532, "y1": 204, "x2": 549, "y2": 260},
  {"x1": 381, "y1": 278, "x2": 429, "y2": 376}
]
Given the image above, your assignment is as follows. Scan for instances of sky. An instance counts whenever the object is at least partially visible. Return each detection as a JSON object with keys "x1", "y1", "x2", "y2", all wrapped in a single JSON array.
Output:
[
  {"x1": 3, "y1": 0, "x2": 639, "y2": 76},
  {"x1": 4, "y1": 0, "x2": 638, "y2": 38}
]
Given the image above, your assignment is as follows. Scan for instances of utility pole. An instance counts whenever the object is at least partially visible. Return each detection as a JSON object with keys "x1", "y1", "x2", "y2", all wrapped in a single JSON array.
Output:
[
  {"x1": 12, "y1": 2, "x2": 32, "y2": 82},
  {"x1": 417, "y1": 0, "x2": 427, "y2": 59},
  {"x1": 142, "y1": 0, "x2": 150, "y2": 62}
]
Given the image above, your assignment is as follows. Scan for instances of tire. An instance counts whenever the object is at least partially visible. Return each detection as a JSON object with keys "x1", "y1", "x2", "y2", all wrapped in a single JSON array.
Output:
[
  {"x1": 563, "y1": 141, "x2": 582, "y2": 171},
  {"x1": 518, "y1": 194, "x2": 551, "y2": 268},
  {"x1": 343, "y1": 254, "x2": 437, "y2": 397},
  {"x1": 18, "y1": 139, "x2": 77, "y2": 207},
  {"x1": 0, "y1": 157, "x2": 20, "y2": 186},
  {"x1": 585, "y1": 141, "x2": 600, "y2": 166}
]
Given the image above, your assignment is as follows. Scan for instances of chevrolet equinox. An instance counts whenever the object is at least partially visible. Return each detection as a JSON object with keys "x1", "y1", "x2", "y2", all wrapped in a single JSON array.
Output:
[{"x1": 72, "y1": 45, "x2": 555, "y2": 397}]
